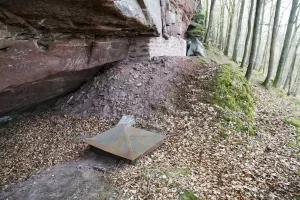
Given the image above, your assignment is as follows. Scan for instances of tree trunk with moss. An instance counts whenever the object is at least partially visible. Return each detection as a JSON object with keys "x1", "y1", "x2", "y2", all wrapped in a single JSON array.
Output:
[
  {"x1": 232, "y1": 0, "x2": 245, "y2": 61},
  {"x1": 263, "y1": 0, "x2": 282, "y2": 88},
  {"x1": 273, "y1": 0, "x2": 299, "y2": 87},
  {"x1": 245, "y1": 0, "x2": 263, "y2": 81},
  {"x1": 204, "y1": 0, "x2": 216, "y2": 44},
  {"x1": 224, "y1": 0, "x2": 236, "y2": 56},
  {"x1": 240, "y1": 0, "x2": 255, "y2": 68}
]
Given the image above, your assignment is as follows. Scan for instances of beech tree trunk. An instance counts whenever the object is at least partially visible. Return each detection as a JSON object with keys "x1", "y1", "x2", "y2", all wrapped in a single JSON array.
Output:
[
  {"x1": 240, "y1": 0, "x2": 255, "y2": 68},
  {"x1": 218, "y1": 1, "x2": 225, "y2": 50},
  {"x1": 204, "y1": 0, "x2": 216, "y2": 44},
  {"x1": 260, "y1": 2, "x2": 275, "y2": 73},
  {"x1": 232, "y1": 0, "x2": 246, "y2": 61},
  {"x1": 273, "y1": 0, "x2": 299, "y2": 87},
  {"x1": 254, "y1": 1, "x2": 266, "y2": 70},
  {"x1": 286, "y1": 38, "x2": 300, "y2": 95},
  {"x1": 224, "y1": 0, "x2": 236, "y2": 56},
  {"x1": 245, "y1": 0, "x2": 263, "y2": 80},
  {"x1": 263, "y1": 0, "x2": 282, "y2": 88}
]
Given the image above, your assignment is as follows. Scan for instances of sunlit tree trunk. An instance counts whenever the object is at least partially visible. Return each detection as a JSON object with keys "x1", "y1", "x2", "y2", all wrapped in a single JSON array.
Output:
[
  {"x1": 245, "y1": 0, "x2": 263, "y2": 80},
  {"x1": 232, "y1": 0, "x2": 246, "y2": 61},
  {"x1": 263, "y1": 0, "x2": 282, "y2": 88},
  {"x1": 240, "y1": 0, "x2": 255, "y2": 68},
  {"x1": 273, "y1": 0, "x2": 299, "y2": 87}
]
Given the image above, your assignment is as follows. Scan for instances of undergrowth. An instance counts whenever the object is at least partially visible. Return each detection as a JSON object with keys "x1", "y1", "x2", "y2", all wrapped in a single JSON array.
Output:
[{"x1": 214, "y1": 64, "x2": 255, "y2": 135}]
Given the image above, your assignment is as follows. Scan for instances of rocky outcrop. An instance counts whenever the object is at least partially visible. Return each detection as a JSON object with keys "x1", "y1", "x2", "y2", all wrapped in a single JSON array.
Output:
[{"x1": 0, "y1": 0, "x2": 200, "y2": 116}]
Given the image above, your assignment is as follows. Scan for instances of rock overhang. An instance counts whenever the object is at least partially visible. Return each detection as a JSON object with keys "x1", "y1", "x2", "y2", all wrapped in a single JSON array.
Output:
[{"x1": 0, "y1": 0, "x2": 200, "y2": 116}]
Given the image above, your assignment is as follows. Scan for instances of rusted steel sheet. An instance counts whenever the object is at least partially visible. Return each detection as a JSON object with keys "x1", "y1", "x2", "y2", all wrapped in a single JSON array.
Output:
[{"x1": 85, "y1": 124, "x2": 166, "y2": 161}]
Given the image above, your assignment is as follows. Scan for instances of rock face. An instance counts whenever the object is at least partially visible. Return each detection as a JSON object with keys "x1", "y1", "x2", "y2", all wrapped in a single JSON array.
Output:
[{"x1": 0, "y1": 0, "x2": 200, "y2": 116}]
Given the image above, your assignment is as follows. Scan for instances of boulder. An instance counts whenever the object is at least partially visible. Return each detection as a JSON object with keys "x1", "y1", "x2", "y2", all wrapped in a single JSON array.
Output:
[{"x1": 187, "y1": 37, "x2": 206, "y2": 57}]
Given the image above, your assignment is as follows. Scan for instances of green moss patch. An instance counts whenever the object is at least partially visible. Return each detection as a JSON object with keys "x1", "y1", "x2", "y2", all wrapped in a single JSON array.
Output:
[
  {"x1": 187, "y1": 22, "x2": 205, "y2": 39},
  {"x1": 214, "y1": 64, "x2": 255, "y2": 134},
  {"x1": 179, "y1": 190, "x2": 200, "y2": 200}
]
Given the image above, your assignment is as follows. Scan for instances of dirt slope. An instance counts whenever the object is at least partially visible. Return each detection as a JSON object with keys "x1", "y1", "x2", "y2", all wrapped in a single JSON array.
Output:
[{"x1": 56, "y1": 57, "x2": 216, "y2": 118}]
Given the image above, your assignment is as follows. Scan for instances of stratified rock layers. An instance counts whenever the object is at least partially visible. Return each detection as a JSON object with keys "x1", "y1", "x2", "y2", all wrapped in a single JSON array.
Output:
[{"x1": 0, "y1": 0, "x2": 199, "y2": 116}]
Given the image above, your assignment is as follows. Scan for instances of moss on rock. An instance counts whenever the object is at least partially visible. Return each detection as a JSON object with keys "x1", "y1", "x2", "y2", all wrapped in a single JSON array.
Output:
[{"x1": 214, "y1": 64, "x2": 255, "y2": 134}]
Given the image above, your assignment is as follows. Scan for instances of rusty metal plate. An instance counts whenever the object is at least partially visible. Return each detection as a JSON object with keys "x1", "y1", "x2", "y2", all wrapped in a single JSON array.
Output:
[{"x1": 85, "y1": 124, "x2": 166, "y2": 161}]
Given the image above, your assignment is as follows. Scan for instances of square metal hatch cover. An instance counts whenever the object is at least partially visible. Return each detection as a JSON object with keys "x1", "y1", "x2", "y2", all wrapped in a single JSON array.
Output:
[{"x1": 85, "y1": 124, "x2": 166, "y2": 161}]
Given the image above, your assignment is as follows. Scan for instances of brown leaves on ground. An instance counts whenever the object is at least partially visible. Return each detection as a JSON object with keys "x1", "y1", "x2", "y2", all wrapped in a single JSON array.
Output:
[{"x1": 0, "y1": 57, "x2": 299, "y2": 199}]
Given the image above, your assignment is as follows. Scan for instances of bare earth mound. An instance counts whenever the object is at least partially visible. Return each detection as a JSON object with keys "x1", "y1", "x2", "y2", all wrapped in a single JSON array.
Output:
[{"x1": 56, "y1": 57, "x2": 216, "y2": 118}]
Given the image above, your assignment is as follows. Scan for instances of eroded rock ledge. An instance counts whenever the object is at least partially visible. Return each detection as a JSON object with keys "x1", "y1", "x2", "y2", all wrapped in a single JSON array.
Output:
[{"x1": 0, "y1": 0, "x2": 200, "y2": 116}]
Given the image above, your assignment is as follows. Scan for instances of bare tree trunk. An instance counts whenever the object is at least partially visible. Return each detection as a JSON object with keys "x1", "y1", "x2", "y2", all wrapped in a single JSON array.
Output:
[
  {"x1": 286, "y1": 38, "x2": 300, "y2": 95},
  {"x1": 254, "y1": 1, "x2": 266, "y2": 70},
  {"x1": 240, "y1": 0, "x2": 255, "y2": 68},
  {"x1": 205, "y1": 0, "x2": 209, "y2": 28},
  {"x1": 218, "y1": 1, "x2": 225, "y2": 50},
  {"x1": 259, "y1": 1, "x2": 274, "y2": 73},
  {"x1": 224, "y1": 0, "x2": 236, "y2": 56},
  {"x1": 232, "y1": 0, "x2": 246, "y2": 61},
  {"x1": 204, "y1": 0, "x2": 216, "y2": 44},
  {"x1": 273, "y1": 0, "x2": 299, "y2": 87},
  {"x1": 291, "y1": 64, "x2": 300, "y2": 96},
  {"x1": 245, "y1": 0, "x2": 263, "y2": 80},
  {"x1": 263, "y1": 0, "x2": 282, "y2": 88},
  {"x1": 282, "y1": 8, "x2": 300, "y2": 87}
]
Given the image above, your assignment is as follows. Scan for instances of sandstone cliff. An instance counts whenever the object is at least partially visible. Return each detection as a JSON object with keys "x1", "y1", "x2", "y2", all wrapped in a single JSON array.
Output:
[{"x1": 0, "y1": 0, "x2": 199, "y2": 116}]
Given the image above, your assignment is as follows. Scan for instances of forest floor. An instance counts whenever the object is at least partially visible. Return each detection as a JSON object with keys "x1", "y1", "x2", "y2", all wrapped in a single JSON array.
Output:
[{"x1": 0, "y1": 53, "x2": 299, "y2": 199}]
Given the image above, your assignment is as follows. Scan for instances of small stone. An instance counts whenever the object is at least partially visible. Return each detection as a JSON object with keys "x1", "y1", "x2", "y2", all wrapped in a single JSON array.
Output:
[{"x1": 136, "y1": 83, "x2": 142, "y2": 87}]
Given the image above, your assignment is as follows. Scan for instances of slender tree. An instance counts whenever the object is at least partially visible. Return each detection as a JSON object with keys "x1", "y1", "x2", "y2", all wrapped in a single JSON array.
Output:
[
  {"x1": 254, "y1": 0, "x2": 266, "y2": 69},
  {"x1": 286, "y1": 38, "x2": 300, "y2": 95},
  {"x1": 240, "y1": 0, "x2": 255, "y2": 68},
  {"x1": 245, "y1": 0, "x2": 263, "y2": 80},
  {"x1": 283, "y1": 11, "x2": 300, "y2": 88},
  {"x1": 204, "y1": 0, "x2": 216, "y2": 44},
  {"x1": 291, "y1": 64, "x2": 300, "y2": 96},
  {"x1": 273, "y1": 0, "x2": 299, "y2": 87},
  {"x1": 218, "y1": 1, "x2": 225, "y2": 50},
  {"x1": 224, "y1": 0, "x2": 236, "y2": 55},
  {"x1": 232, "y1": 0, "x2": 246, "y2": 61},
  {"x1": 205, "y1": 0, "x2": 209, "y2": 28},
  {"x1": 263, "y1": 0, "x2": 282, "y2": 88},
  {"x1": 259, "y1": 0, "x2": 275, "y2": 73}
]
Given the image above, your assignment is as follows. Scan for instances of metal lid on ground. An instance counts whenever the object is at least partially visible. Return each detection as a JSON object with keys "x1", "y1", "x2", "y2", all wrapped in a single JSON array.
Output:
[{"x1": 85, "y1": 120, "x2": 166, "y2": 161}]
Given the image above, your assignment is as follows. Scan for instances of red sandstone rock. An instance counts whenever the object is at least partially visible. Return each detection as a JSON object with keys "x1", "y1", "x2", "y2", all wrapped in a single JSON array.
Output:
[
  {"x1": 0, "y1": 39, "x2": 129, "y2": 115},
  {"x1": 0, "y1": 0, "x2": 199, "y2": 116}
]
